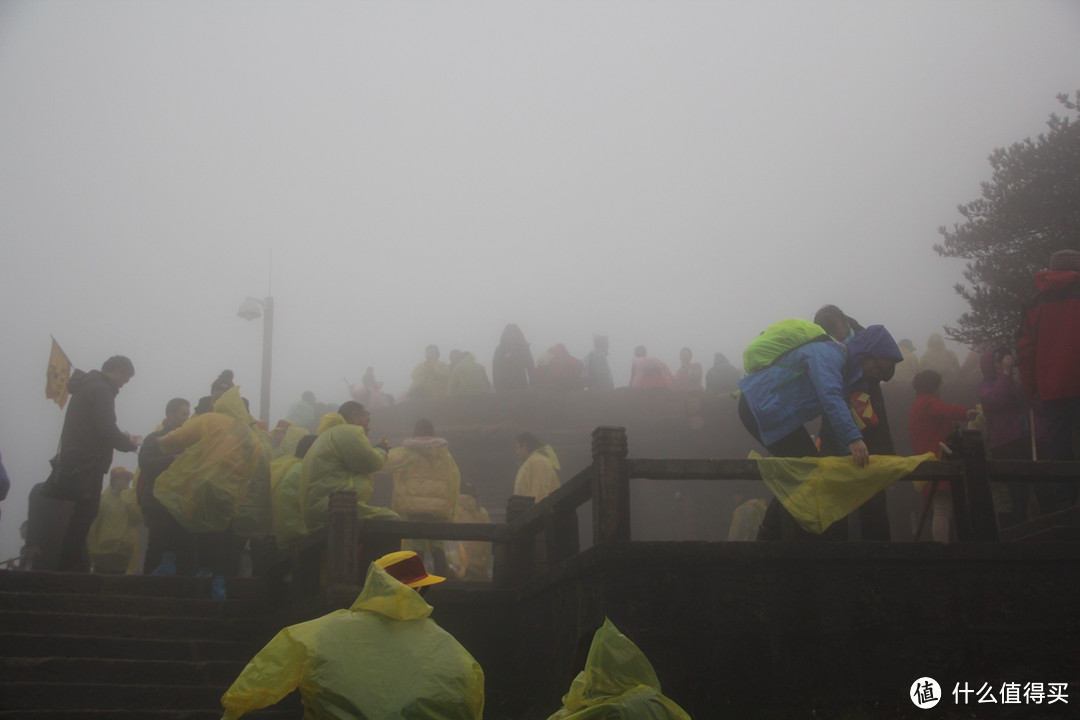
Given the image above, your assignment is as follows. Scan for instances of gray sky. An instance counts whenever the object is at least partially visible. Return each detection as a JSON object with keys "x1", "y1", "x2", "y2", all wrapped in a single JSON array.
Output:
[{"x1": 1, "y1": 0, "x2": 1078, "y2": 559}]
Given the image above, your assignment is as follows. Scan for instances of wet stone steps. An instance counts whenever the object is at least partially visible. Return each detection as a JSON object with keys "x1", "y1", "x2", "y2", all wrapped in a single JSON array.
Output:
[{"x1": 0, "y1": 570, "x2": 298, "y2": 719}]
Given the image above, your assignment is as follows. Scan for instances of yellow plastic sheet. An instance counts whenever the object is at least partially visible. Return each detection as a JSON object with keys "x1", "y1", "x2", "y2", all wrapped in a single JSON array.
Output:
[
  {"x1": 547, "y1": 618, "x2": 690, "y2": 720},
  {"x1": 220, "y1": 563, "x2": 485, "y2": 720},
  {"x1": 154, "y1": 387, "x2": 260, "y2": 534},
  {"x1": 751, "y1": 451, "x2": 936, "y2": 534}
]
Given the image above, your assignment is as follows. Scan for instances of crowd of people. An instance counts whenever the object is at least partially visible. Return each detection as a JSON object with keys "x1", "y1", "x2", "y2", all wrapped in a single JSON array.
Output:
[
  {"x1": 1, "y1": 251, "x2": 1078, "y2": 718},
  {"x1": 7, "y1": 249, "x2": 1079, "y2": 580}
]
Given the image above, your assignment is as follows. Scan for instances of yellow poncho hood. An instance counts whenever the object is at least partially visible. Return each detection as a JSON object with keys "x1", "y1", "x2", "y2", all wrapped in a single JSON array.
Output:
[{"x1": 548, "y1": 619, "x2": 690, "y2": 720}]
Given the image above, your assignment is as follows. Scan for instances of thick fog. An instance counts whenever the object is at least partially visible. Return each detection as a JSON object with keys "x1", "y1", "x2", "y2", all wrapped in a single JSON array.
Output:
[{"x1": 1, "y1": 1, "x2": 1078, "y2": 559}]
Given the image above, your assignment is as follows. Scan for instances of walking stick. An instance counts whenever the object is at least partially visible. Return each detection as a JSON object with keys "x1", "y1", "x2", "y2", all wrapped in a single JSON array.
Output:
[
  {"x1": 914, "y1": 441, "x2": 953, "y2": 541},
  {"x1": 1030, "y1": 407, "x2": 1038, "y2": 461}
]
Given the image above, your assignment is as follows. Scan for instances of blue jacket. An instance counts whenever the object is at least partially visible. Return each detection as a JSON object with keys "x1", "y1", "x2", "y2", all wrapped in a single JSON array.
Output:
[{"x1": 738, "y1": 340, "x2": 863, "y2": 450}]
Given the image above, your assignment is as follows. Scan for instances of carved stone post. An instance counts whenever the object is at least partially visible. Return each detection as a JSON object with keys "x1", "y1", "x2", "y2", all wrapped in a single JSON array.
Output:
[
  {"x1": 955, "y1": 430, "x2": 999, "y2": 542},
  {"x1": 325, "y1": 490, "x2": 360, "y2": 606},
  {"x1": 592, "y1": 426, "x2": 630, "y2": 545}
]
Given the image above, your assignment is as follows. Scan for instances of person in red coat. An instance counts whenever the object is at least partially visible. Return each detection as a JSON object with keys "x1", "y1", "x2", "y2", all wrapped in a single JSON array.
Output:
[
  {"x1": 908, "y1": 369, "x2": 976, "y2": 543},
  {"x1": 1016, "y1": 248, "x2": 1080, "y2": 512}
]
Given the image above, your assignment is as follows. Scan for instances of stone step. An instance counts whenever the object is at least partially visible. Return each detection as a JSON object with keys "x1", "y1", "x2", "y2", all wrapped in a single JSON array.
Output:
[
  {"x1": 0, "y1": 610, "x2": 264, "y2": 643},
  {"x1": 0, "y1": 591, "x2": 265, "y2": 619},
  {"x1": 0, "y1": 684, "x2": 302, "y2": 717},
  {"x1": 0, "y1": 699, "x2": 300, "y2": 719},
  {"x1": 0, "y1": 656, "x2": 245, "y2": 686},
  {"x1": 0, "y1": 633, "x2": 256, "y2": 662},
  {"x1": 0, "y1": 570, "x2": 266, "y2": 599},
  {"x1": 0, "y1": 683, "x2": 226, "y2": 711}
]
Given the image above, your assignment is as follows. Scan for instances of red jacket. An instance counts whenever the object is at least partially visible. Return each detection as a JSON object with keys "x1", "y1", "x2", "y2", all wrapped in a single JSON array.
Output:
[
  {"x1": 909, "y1": 394, "x2": 969, "y2": 458},
  {"x1": 1017, "y1": 270, "x2": 1080, "y2": 401}
]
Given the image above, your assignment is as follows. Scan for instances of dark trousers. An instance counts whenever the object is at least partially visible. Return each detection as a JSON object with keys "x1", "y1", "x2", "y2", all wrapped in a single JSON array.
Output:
[
  {"x1": 738, "y1": 396, "x2": 847, "y2": 541},
  {"x1": 143, "y1": 502, "x2": 196, "y2": 575},
  {"x1": 57, "y1": 473, "x2": 103, "y2": 572},
  {"x1": 1039, "y1": 397, "x2": 1080, "y2": 512},
  {"x1": 196, "y1": 528, "x2": 244, "y2": 577}
]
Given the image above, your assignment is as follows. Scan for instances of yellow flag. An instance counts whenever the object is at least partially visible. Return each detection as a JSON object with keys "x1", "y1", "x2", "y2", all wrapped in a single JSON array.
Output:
[{"x1": 46, "y1": 338, "x2": 72, "y2": 409}]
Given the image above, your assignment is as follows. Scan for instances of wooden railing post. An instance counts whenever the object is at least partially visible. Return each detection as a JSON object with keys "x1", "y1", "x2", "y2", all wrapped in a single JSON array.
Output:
[
  {"x1": 325, "y1": 490, "x2": 360, "y2": 606},
  {"x1": 954, "y1": 430, "x2": 999, "y2": 542},
  {"x1": 494, "y1": 495, "x2": 536, "y2": 588},
  {"x1": 592, "y1": 426, "x2": 630, "y2": 545}
]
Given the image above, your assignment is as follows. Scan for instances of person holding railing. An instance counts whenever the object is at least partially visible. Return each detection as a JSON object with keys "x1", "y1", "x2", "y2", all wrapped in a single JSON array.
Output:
[{"x1": 737, "y1": 325, "x2": 902, "y2": 540}]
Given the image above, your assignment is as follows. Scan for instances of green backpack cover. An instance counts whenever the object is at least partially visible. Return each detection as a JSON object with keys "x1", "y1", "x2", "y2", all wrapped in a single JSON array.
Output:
[{"x1": 743, "y1": 319, "x2": 829, "y2": 374}]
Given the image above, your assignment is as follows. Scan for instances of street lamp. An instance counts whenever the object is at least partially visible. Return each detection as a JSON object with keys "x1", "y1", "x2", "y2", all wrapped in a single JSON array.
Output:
[{"x1": 238, "y1": 296, "x2": 274, "y2": 423}]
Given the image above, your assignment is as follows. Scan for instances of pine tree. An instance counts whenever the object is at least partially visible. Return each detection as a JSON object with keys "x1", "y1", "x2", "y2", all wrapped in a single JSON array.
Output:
[{"x1": 935, "y1": 92, "x2": 1080, "y2": 347}]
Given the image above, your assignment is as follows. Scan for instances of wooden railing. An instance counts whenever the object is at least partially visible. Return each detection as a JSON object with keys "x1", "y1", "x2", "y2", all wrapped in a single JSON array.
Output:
[{"x1": 264, "y1": 426, "x2": 1079, "y2": 604}]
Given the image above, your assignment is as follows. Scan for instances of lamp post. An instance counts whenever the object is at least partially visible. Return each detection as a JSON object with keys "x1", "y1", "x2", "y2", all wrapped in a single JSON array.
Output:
[{"x1": 238, "y1": 296, "x2": 274, "y2": 424}]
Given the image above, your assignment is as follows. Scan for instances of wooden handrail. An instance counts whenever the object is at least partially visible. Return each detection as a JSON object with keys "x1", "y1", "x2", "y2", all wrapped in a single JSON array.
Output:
[{"x1": 261, "y1": 427, "x2": 1080, "y2": 601}]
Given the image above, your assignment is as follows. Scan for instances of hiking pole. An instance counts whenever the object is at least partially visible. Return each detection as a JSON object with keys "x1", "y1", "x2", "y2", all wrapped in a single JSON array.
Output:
[
  {"x1": 1030, "y1": 407, "x2": 1038, "y2": 461},
  {"x1": 914, "y1": 441, "x2": 953, "y2": 541},
  {"x1": 914, "y1": 481, "x2": 938, "y2": 542}
]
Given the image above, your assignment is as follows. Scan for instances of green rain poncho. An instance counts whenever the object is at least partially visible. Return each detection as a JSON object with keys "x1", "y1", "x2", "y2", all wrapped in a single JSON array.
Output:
[
  {"x1": 751, "y1": 451, "x2": 936, "y2": 534},
  {"x1": 547, "y1": 619, "x2": 690, "y2": 720},
  {"x1": 220, "y1": 563, "x2": 485, "y2": 720},
  {"x1": 299, "y1": 413, "x2": 398, "y2": 534},
  {"x1": 154, "y1": 387, "x2": 266, "y2": 534}
]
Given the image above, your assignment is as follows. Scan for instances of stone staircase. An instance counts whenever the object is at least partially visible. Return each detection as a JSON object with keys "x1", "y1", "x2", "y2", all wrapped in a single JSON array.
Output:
[{"x1": 0, "y1": 570, "x2": 301, "y2": 719}]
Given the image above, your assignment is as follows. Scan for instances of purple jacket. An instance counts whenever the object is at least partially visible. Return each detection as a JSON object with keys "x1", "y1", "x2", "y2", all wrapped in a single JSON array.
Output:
[{"x1": 978, "y1": 347, "x2": 1024, "y2": 450}]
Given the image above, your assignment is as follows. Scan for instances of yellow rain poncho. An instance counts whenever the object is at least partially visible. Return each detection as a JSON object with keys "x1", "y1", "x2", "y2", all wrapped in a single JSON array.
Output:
[
  {"x1": 272, "y1": 421, "x2": 309, "y2": 460},
  {"x1": 299, "y1": 413, "x2": 397, "y2": 534},
  {"x1": 88, "y1": 487, "x2": 143, "y2": 573},
  {"x1": 514, "y1": 445, "x2": 561, "y2": 501},
  {"x1": 233, "y1": 429, "x2": 273, "y2": 539},
  {"x1": 408, "y1": 360, "x2": 451, "y2": 401},
  {"x1": 547, "y1": 619, "x2": 690, "y2": 720},
  {"x1": 447, "y1": 353, "x2": 491, "y2": 396},
  {"x1": 154, "y1": 387, "x2": 262, "y2": 534},
  {"x1": 385, "y1": 437, "x2": 461, "y2": 520},
  {"x1": 220, "y1": 562, "x2": 485, "y2": 720},
  {"x1": 751, "y1": 451, "x2": 935, "y2": 534},
  {"x1": 272, "y1": 458, "x2": 306, "y2": 548},
  {"x1": 455, "y1": 493, "x2": 492, "y2": 581}
]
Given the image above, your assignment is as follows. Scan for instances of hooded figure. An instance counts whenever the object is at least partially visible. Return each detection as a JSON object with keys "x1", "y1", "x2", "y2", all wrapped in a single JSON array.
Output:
[
  {"x1": 704, "y1": 353, "x2": 741, "y2": 396},
  {"x1": 492, "y1": 323, "x2": 535, "y2": 392},
  {"x1": 514, "y1": 435, "x2": 561, "y2": 501},
  {"x1": 583, "y1": 335, "x2": 614, "y2": 391},
  {"x1": 447, "y1": 352, "x2": 492, "y2": 396},
  {"x1": 220, "y1": 561, "x2": 485, "y2": 720},
  {"x1": 535, "y1": 344, "x2": 584, "y2": 391},
  {"x1": 546, "y1": 619, "x2": 690, "y2": 720},
  {"x1": 921, "y1": 333, "x2": 961, "y2": 382}
]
